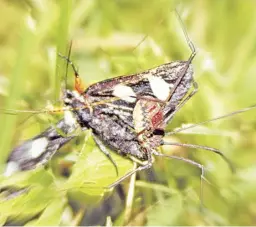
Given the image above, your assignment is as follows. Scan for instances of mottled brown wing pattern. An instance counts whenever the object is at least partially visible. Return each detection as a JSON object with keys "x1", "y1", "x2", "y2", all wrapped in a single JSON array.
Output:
[
  {"x1": 84, "y1": 61, "x2": 193, "y2": 128},
  {"x1": 4, "y1": 59, "x2": 194, "y2": 176}
]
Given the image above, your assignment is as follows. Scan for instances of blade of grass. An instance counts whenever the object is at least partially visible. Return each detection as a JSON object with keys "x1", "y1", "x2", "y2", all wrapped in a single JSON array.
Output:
[{"x1": 0, "y1": 16, "x2": 37, "y2": 166}]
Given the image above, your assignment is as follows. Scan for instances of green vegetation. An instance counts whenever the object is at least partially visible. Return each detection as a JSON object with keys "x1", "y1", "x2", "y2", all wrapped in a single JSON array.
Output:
[{"x1": 0, "y1": 0, "x2": 255, "y2": 225}]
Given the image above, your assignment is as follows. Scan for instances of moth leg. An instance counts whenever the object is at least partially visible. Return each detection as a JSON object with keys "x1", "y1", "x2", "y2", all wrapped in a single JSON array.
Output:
[
  {"x1": 108, "y1": 152, "x2": 153, "y2": 188},
  {"x1": 92, "y1": 133, "x2": 119, "y2": 176},
  {"x1": 153, "y1": 150, "x2": 206, "y2": 209}
]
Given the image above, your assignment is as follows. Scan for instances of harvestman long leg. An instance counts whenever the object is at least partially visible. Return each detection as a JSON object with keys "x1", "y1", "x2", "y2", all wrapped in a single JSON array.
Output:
[
  {"x1": 107, "y1": 146, "x2": 207, "y2": 207},
  {"x1": 161, "y1": 141, "x2": 235, "y2": 173},
  {"x1": 108, "y1": 10, "x2": 200, "y2": 188},
  {"x1": 107, "y1": 152, "x2": 153, "y2": 188},
  {"x1": 152, "y1": 149, "x2": 207, "y2": 208},
  {"x1": 163, "y1": 9, "x2": 198, "y2": 123}
]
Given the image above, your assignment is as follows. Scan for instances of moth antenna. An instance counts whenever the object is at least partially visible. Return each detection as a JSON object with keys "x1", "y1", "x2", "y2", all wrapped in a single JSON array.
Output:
[
  {"x1": 0, "y1": 99, "x2": 67, "y2": 133},
  {"x1": 161, "y1": 141, "x2": 235, "y2": 173},
  {"x1": 0, "y1": 95, "x2": 124, "y2": 118},
  {"x1": 58, "y1": 53, "x2": 79, "y2": 78},
  {"x1": 58, "y1": 51, "x2": 84, "y2": 94},
  {"x1": 64, "y1": 41, "x2": 73, "y2": 93},
  {"x1": 167, "y1": 104, "x2": 256, "y2": 135},
  {"x1": 0, "y1": 107, "x2": 70, "y2": 114}
]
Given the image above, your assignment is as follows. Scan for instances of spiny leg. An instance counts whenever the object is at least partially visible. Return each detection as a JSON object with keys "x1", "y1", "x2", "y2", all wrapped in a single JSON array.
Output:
[
  {"x1": 152, "y1": 150, "x2": 206, "y2": 209},
  {"x1": 161, "y1": 140, "x2": 235, "y2": 173},
  {"x1": 107, "y1": 152, "x2": 153, "y2": 188},
  {"x1": 92, "y1": 133, "x2": 119, "y2": 176}
]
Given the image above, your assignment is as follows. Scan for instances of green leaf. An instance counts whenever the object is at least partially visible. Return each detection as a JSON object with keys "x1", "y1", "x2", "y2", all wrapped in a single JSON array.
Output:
[
  {"x1": 0, "y1": 214, "x2": 7, "y2": 226},
  {"x1": 25, "y1": 198, "x2": 65, "y2": 226},
  {"x1": 147, "y1": 193, "x2": 183, "y2": 226},
  {"x1": 0, "y1": 13, "x2": 37, "y2": 164},
  {"x1": 0, "y1": 168, "x2": 54, "y2": 189},
  {"x1": 65, "y1": 131, "x2": 133, "y2": 193},
  {"x1": 54, "y1": 0, "x2": 72, "y2": 100},
  {"x1": 0, "y1": 185, "x2": 60, "y2": 218}
]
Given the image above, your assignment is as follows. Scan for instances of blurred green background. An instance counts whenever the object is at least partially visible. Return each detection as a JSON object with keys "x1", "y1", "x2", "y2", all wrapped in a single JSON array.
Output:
[{"x1": 0, "y1": 0, "x2": 256, "y2": 225}]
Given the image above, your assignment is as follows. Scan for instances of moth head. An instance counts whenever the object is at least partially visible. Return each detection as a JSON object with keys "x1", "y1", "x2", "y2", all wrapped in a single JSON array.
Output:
[
  {"x1": 63, "y1": 90, "x2": 85, "y2": 106},
  {"x1": 63, "y1": 89, "x2": 73, "y2": 105}
]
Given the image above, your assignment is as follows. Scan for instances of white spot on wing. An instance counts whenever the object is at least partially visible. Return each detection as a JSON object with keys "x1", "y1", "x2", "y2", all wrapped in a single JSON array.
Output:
[
  {"x1": 4, "y1": 161, "x2": 20, "y2": 177},
  {"x1": 113, "y1": 84, "x2": 136, "y2": 103},
  {"x1": 147, "y1": 75, "x2": 170, "y2": 101},
  {"x1": 28, "y1": 137, "x2": 49, "y2": 159}
]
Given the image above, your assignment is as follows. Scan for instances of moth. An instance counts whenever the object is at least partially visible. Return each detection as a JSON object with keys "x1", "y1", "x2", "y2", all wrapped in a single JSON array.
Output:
[
  {"x1": 3, "y1": 11, "x2": 235, "y2": 188},
  {"x1": 4, "y1": 55, "x2": 196, "y2": 177},
  {"x1": 1, "y1": 4, "x2": 255, "y2": 226}
]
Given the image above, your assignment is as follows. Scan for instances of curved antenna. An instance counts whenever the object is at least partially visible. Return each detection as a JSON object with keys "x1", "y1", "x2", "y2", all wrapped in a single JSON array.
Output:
[
  {"x1": 58, "y1": 53, "x2": 79, "y2": 79},
  {"x1": 64, "y1": 41, "x2": 73, "y2": 92},
  {"x1": 58, "y1": 52, "x2": 85, "y2": 94},
  {"x1": 0, "y1": 107, "x2": 71, "y2": 114},
  {"x1": 167, "y1": 104, "x2": 256, "y2": 135},
  {"x1": 0, "y1": 96, "x2": 122, "y2": 115}
]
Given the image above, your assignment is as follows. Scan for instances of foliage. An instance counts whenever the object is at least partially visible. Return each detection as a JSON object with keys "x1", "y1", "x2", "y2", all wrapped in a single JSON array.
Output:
[{"x1": 0, "y1": 0, "x2": 255, "y2": 225}]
